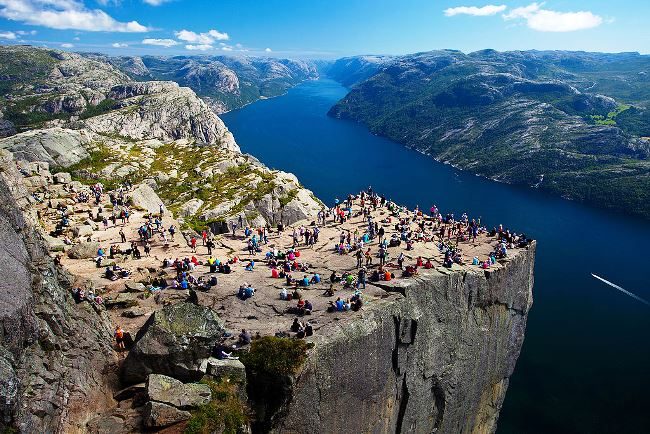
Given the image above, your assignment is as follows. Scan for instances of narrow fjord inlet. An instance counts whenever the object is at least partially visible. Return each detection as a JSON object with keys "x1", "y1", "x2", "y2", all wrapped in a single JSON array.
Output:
[
  {"x1": 1, "y1": 1, "x2": 649, "y2": 433},
  {"x1": 223, "y1": 78, "x2": 650, "y2": 433}
]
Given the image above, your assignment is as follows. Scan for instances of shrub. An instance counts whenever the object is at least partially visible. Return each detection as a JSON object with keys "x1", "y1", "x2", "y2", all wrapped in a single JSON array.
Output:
[
  {"x1": 239, "y1": 336, "x2": 311, "y2": 376},
  {"x1": 184, "y1": 378, "x2": 248, "y2": 434}
]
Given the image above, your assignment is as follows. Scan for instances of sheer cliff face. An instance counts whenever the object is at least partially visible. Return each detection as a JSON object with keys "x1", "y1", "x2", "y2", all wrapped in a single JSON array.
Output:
[
  {"x1": 278, "y1": 243, "x2": 535, "y2": 434},
  {"x1": 0, "y1": 151, "x2": 117, "y2": 433}
]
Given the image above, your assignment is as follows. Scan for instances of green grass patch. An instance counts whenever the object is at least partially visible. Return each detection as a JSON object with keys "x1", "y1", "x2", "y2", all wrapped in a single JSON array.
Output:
[
  {"x1": 184, "y1": 378, "x2": 249, "y2": 434},
  {"x1": 239, "y1": 336, "x2": 312, "y2": 376},
  {"x1": 79, "y1": 98, "x2": 117, "y2": 120}
]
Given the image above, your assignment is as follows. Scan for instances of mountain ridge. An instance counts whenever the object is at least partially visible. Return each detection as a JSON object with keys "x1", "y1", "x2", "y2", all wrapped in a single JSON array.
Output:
[{"x1": 327, "y1": 49, "x2": 650, "y2": 218}]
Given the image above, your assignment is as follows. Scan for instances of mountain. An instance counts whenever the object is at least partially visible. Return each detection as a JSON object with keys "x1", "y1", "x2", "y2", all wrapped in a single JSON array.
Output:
[
  {"x1": 319, "y1": 55, "x2": 394, "y2": 87},
  {"x1": 328, "y1": 50, "x2": 650, "y2": 219},
  {"x1": 86, "y1": 54, "x2": 319, "y2": 113},
  {"x1": 0, "y1": 45, "x2": 321, "y2": 231}
]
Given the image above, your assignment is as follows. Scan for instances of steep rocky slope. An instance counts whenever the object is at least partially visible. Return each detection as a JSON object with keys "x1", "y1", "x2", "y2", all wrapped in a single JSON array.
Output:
[
  {"x1": 328, "y1": 50, "x2": 650, "y2": 218},
  {"x1": 0, "y1": 150, "x2": 118, "y2": 433}
]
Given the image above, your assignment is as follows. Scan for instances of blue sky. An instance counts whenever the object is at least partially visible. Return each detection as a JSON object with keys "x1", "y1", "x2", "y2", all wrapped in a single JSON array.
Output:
[{"x1": 0, "y1": 0, "x2": 648, "y2": 58}]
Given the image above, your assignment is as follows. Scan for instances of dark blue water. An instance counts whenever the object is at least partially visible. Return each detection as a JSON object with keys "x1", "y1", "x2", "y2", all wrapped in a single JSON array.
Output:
[{"x1": 222, "y1": 78, "x2": 650, "y2": 434}]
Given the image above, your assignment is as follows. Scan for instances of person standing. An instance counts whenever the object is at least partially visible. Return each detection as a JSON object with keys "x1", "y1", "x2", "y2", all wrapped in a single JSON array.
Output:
[{"x1": 357, "y1": 267, "x2": 367, "y2": 289}]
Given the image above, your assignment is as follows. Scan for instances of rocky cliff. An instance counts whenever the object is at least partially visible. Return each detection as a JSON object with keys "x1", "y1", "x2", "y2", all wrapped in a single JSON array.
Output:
[
  {"x1": 0, "y1": 151, "x2": 118, "y2": 433},
  {"x1": 268, "y1": 243, "x2": 535, "y2": 434}
]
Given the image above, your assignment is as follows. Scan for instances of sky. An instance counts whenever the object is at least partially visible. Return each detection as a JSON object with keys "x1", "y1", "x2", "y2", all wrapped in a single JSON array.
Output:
[{"x1": 0, "y1": 0, "x2": 648, "y2": 58}]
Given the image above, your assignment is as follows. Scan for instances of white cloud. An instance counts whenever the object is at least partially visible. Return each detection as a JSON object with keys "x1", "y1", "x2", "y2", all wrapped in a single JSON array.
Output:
[
  {"x1": 206, "y1": 29, "x2": 228, "y2": 40},
  {"x1": 112, "y1": 42, "x2": 128, "y2": 48},
  {"x1": 15, "y1": 29, "x2": 37, "y2": 35},
  {"x1": 221, "y1": 46, "x2": 232, "y2": 51},
  {"x1": 444, "y1": 4, "x2": 506, "y2": 17},
  {"x1": 265, "y1": 47, "x2": 272, "y2": 52},
  {"x1": 61, "y1": 42, "x2": 74, "y2": 48},
  {"x1": 175, "y1": 28, "x2": 229, "y2": 44},
  {"x1": 185, "y1": 44, "x2": 212, "y2": 51},
  {"x1": 143, "y1": 0, "x2": 169, "y2": 5},
  {"x1": 0, "y1": 30, "x2": 16, "y2": 39},
  {"x1": 0, "y1": 0, "x2": 150, "y2": 32},
  {"x1": 73, "y1": 36, "x2": 79, "y2": 40},
  {"x1": 142, "y1": 38, "x2": 178, "y2": 47},
  {"x1": 503, "y1": 2, "x2": 603, "y2": 32}
]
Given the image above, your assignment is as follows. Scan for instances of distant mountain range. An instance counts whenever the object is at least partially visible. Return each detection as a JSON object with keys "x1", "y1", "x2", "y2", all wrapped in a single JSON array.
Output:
[
  {"x1": 86, "y1": 54, "x2": 319, "y2": 113},
  {"x1": 327, "y1": 50, "x2": 650, "y2": 219}
]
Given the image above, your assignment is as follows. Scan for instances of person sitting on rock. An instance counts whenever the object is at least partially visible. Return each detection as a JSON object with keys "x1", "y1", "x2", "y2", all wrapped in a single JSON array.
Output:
[
  {"x1": 280, "y1": 287, "x2": 288, "y2": 300},
  {"x1": 245, "y1": 260, "x2": 255, "y2": 271},
  {"x1": 291, "y1": 318, "x2": 301, "y2": 332},
  {"x1": 105, "y1": 266, "x2": 117, "y2": 281},
  {"x1": 305, "y1": 321, "x2": 313, "y2": 337},
  {"x1": 238, "y1": 329, "x2": 252, "y2": 346},
  {"x1": 303, "y1": 300, "x2": 313, "y2": 315}
]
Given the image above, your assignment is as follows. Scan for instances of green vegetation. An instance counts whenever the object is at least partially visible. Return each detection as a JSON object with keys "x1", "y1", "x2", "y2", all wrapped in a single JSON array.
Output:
[
  {"x1": 588, "y1": 104, "x2": 631, "y2": 126},
  {"x1": 279, "y1": 189, "x2": 298, "y2": 208},
  {"x1": 79, "y1": 98, "x2": 117, "y2": 120},
  {"x1": 239, "y1": 336, "x2": 312, "y2": 376},
  {"x1": 185, "y1": 378, "x2": 249, "y2": 434},
  {"x1": 1, "y1": 95, "x2": 70, "y2": 131},
  {"x1": 59, "y1": 139, "x2": 286, "y2": 231},
  {"x1": 0, "y1": 46, "x2": 59, "y2": 95}
]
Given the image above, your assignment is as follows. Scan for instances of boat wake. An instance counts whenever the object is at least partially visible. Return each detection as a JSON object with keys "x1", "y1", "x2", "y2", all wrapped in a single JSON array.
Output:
[{"x1": 591, "y1": 274, "x2": 650, "y2": 307}]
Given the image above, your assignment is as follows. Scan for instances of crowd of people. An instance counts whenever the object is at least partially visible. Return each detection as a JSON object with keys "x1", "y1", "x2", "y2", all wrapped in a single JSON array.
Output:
[{"x1": 41, "y1": 176, "x2": 531, "y2": 351}]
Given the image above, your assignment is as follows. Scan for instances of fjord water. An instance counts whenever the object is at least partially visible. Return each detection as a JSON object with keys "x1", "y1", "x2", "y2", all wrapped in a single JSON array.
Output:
[{"x1": 222, "y1": 79, "x2": 650, "y2": 433}]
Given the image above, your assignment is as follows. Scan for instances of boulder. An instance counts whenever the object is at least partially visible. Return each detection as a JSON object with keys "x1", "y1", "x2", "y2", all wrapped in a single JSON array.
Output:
[
  {"x1": 154, "y1": 289, "x2": 193, "y2": 305},
  {"x1": 104, "y1": 293, "x2": 139, "y2": 309},
  {"x1": 113, "y1": 383, "x2": 146, "y2": 401},
  {"x1": 0, "y1": 127, "x2": 91, "y2": 167},
  {"x1": 86, "y1": 415, "x2": 129, "y2": 434},
  {"x1": 67, "y1": 241, "x2": 100, "y2": 259},
  {"x1": 122, "y1": 307, "x2": 146, "y2": 318},
  {"x1": 124, "y1": 282, "x2": 146, "y2": 293},
  {"x1": 142, "y1": 401, "x2": 191, "y2": 428},
  {"x1": 53, "y1": 172, "x2": 72, "y2": 184},
  {"x1": 180, "y1": 198, "x2": 203, "y2": 217},
  {"x1": 128, "y1": 183, "x2": 163, "y2": 215},
  {"x1": 204, "y1": 357, "x2": 247, "y2": 383},
  {"x1": 43, "y1": 235, "x2": 66, "y2": 252},
  {"x1": 121, "y1": 302, "x2": 224, "y2": 383},
  {"x1": 23, "y1": 176, "x2": 49, "y2": 189},
  {"x1": 72, "y1": 225, "x2": 94, "y2": 239},
  {"x1": 146, "y1": 374, "x2": 211, "y2": 409}
]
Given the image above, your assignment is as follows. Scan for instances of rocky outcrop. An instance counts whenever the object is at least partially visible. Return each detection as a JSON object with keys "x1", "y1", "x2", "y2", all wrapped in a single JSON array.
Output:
[
  {"x1": 0, "y1": 127, "x2": 92, "y2": 167},
  {"x1": 122, "y1": 302, "x2": 225, "y2": 384},
  {"x1": 0, "y1": 117, "x2": 15, "y2": 138},
  {"x1": 83, "y1": 81, "x2": 239, "y2": 151},
  {"x1": 0, "y1": 150, "x2": 117, "y2": 433},
  {"x1": 146, "y1": 374, "x2": 211, "y2": 409},
  {"x1": 269, "y1": 244, "x2": 535, "y2": 434},
  {"x1": 127, "y1": 183, "x2": 164, "y2": 215}
]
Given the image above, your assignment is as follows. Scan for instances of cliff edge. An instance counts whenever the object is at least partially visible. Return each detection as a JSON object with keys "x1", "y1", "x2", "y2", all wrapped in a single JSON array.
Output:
[{"x1": 277, "y1": 242, "x2": 535, "y2": 434}]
